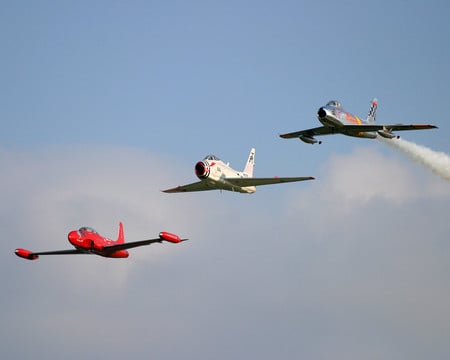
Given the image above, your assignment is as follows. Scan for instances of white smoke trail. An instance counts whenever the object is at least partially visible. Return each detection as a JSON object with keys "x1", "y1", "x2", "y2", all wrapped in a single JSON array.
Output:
[{"x1": 378, "y1": 137, "x2": 450, "y2": 182}]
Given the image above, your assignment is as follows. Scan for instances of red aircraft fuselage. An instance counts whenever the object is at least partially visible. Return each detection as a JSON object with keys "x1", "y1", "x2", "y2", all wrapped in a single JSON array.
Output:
[{"x1": 67, "y1": 227, "x2": 129, "y2": 258}]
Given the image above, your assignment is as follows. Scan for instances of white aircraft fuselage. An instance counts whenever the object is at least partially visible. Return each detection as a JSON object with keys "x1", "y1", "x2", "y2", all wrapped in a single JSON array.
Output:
[{"x1": 195, "y1": 156, "x2": 256, "y2": 193}]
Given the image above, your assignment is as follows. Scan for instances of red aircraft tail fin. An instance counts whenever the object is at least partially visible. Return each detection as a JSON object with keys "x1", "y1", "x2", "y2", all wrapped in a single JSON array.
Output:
[{"x1": 117, "y1": 222, "x2": 125, "y2": 243}]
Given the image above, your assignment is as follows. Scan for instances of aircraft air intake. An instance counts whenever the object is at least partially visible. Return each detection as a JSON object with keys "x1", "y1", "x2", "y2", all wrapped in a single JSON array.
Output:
[
  {"x1": 317, "y1": 107, "x2": 327, "y2": 118},
  {"x1": 195, "y1": 161, "x2": 210, "y2": 179}
]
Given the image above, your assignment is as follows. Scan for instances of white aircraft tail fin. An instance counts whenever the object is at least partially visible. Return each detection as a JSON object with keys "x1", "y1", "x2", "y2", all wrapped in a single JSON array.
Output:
[
  {"x1": 117, "y1": 222, "x2": 124, "y2": 243},
  {"x1": 366, "y1": 98, "x2": 378, "y2": 123},
  {"x1": 243, "y1": 148, "x2": 255, "y2": 177}
]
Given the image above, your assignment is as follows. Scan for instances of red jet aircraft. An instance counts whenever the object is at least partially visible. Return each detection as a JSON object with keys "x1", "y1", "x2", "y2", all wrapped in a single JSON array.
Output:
[{"x1": 15, "y1": 222, "x2": 187, "y2": 260}]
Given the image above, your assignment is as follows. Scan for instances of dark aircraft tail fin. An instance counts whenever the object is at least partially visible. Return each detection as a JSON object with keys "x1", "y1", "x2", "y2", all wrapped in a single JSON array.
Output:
[
  {"x1": 366, "y1": 98, "x2": 378, "y2": 123},
  {"x1": 117, "y1": 222, "x2": 124, "y2": 243}
]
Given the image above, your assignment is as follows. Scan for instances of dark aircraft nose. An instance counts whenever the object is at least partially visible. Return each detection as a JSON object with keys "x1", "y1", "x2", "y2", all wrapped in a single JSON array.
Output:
[
  {"x1": 68, "y1": 230, "x2": 79, "y2": 244},
  {"x1": 317, "y1": 107, "x2": 327, "y2": 118},
  {"x1": 195, "y1": 161, "x2": 210, "y2": 179}
]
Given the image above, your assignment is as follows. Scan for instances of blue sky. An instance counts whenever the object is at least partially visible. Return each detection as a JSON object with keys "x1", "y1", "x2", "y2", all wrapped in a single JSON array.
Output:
[{"x1": 1, "y1": 1, "x2": 450, "y2": 359}]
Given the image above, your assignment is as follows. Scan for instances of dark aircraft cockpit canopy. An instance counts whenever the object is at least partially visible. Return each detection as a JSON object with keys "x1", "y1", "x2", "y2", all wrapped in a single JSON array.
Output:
[
  {"x1": 203, "y1": 154, "x2": 220, "y2": 161},
  {"x1": 79, "y1": 227, "x2": 98, "y2": 234},
  {"x1": 326, "y1": 100, "x2": 342, "y2": 108}
]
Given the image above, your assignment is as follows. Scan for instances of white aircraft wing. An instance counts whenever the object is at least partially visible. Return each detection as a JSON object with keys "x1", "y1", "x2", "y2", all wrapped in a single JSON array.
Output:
[
  {"x1": 280, "y1": 126, "x2": 334, "y2": 139},
  {"x1": 226, "y1": 176, "x2": 314, "y2": 187},
  {"x1": 162, "y1": 181, "x2": 216, "y2": 193}
]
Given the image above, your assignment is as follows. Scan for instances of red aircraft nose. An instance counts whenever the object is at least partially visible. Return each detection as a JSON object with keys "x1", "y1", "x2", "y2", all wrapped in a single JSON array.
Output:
[{"x1": 68, "y1": 230, "x2": 79, "y2": 244}]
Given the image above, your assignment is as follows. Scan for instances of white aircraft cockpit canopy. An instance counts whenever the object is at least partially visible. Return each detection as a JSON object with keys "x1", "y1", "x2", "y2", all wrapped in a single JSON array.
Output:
[{"x1": 203, "y1": 154, "x2": 220, "y2": 161}]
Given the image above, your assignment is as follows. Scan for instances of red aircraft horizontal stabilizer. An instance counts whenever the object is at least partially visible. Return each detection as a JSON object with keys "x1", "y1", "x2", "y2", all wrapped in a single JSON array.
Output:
[
  {"x1": 15, "y1": 248, "x2": 39, "y2": 260},
  {"x1": 159, "y1": 232, "x2": 184, "y2": 243}
]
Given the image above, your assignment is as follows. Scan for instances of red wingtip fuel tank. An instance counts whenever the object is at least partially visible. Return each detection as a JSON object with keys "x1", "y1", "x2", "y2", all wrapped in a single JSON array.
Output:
[
  {"x1": 15, "y1": 248, "x2": 39, "y2": 260},
  {"x1": 159, "y1": 232, "x2": 183, "y2": 243}
]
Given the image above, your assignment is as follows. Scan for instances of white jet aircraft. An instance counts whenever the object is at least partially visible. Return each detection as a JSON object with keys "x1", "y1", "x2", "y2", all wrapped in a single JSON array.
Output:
[{"x1": 162, "y1": 148, "x2": 314, "y2": 194}]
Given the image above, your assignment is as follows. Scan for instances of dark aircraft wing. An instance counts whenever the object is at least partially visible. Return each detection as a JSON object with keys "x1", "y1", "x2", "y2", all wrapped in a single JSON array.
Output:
[
  {"x1": 279, "y1": 126, "x2": 334, "y2": 139},
  {"x1": 31, "y1": 249, "x2": 85, "y2": 255},
  {"x1": 226, "y1": 176, "x2": 315, "y2": 187},
  {"x1": 102, "y1": 239, "x2": 165, "y2": 252},
  {"x1": 280, "y1": 124, "x2": 437, "y2": 140},
  {"x1": 162, "y1": 180, "x2": 216, "y2": 193},
  {"x1": 339, "y1": 123, "x2": 437, "y2": 132},
  {"x1": 102, "y1": 233, "x2": 187, "y2": 253},
  {"x1": 15, "y1": 248, "x2": 85, "y2": 260}
]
